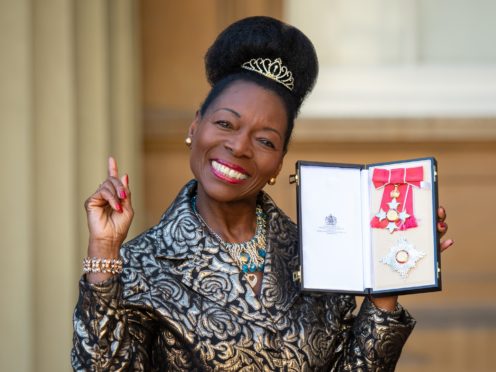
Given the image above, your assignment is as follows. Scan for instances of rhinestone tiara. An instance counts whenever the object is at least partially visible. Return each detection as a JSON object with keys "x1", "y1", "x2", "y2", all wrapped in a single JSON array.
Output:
[{"x1": 241, "y1": 58, "x2": 294, "y2": 91}]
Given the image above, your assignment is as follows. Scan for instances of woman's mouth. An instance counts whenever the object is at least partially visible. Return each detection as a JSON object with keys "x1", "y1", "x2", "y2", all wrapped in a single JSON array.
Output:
[{"x1": 211, "y1": 160, "x2": 249, "y2": 183}]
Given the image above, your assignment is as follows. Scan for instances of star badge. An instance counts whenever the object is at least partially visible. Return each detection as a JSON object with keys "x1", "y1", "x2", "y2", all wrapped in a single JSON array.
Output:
[{"x1": 380, "y1": 237, "x2": 426, "y2": 278}]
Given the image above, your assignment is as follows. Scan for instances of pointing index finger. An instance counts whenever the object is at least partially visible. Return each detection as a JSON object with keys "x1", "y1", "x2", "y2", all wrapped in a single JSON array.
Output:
[{"x1": 108, "y1": 156, "x2": 119, "y2": 178}]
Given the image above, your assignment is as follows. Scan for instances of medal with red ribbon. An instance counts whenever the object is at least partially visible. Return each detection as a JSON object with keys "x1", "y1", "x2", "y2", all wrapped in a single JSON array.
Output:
[{"x1": 370, "y1": 166, "x2": 424, "y2": 233}]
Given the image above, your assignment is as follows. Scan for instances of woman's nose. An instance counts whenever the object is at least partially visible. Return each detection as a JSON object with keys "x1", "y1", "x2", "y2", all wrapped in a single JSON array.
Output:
[{"x1": 225, "y1": 132, "x2": 253, "y2": 158}]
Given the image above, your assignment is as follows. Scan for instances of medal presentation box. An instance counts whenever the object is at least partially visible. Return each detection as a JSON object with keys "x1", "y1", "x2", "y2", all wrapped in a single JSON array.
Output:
[{"x1": 291, "y1": 158, "x2": 441, "y2": 296}]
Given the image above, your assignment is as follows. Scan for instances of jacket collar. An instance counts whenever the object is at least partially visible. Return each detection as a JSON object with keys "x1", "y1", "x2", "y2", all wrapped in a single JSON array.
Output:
[{"x1": 154, "y1": 180, "x2": 301, "y2": 331}]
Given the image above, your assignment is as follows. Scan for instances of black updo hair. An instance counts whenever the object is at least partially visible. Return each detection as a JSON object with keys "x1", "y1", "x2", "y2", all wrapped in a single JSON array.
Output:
[{"x1": 199, "y1": 16, "x2": 318, "y2": 151}]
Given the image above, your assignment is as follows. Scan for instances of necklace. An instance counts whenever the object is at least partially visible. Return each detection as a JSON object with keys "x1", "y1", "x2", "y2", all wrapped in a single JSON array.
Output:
[{"x1": 191, "y1": 195, "x2": 267, "y2": 273}]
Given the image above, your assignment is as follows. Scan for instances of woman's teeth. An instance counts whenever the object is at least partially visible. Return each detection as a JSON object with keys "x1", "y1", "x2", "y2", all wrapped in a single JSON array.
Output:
[{"x1": 212, "y1": 160, "x2": 248, "y2": 180}]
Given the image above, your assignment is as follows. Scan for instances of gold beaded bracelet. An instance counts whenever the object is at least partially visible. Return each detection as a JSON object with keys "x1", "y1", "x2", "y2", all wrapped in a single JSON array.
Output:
[{"x1": 83, "y1": 257, "x2": 123, "y2": 274}]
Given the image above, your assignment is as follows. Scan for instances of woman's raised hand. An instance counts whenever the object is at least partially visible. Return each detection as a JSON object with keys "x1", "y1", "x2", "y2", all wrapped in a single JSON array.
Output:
[{"x1": 84, "y1": 157, "x2": 134, "y2": 282}]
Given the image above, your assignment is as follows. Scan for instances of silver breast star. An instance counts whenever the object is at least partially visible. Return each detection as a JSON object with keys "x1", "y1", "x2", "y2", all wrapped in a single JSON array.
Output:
[{"x1": 380, "y1": 237, "x2": 426, "y2": 278}]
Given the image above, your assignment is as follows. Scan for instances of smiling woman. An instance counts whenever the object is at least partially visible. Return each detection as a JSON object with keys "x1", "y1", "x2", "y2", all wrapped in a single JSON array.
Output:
[
  {"x1": 70, "y1": 16, "x2": 451, "y2": 371},
  {"x1": 189, "y1": 81, "x2": 287, "y2": 207}
]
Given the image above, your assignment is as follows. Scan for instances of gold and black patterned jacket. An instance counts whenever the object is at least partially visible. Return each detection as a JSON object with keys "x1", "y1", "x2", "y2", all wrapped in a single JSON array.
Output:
[{"x1": 72, "y1": 180, "x2": 415, "y2": 371}]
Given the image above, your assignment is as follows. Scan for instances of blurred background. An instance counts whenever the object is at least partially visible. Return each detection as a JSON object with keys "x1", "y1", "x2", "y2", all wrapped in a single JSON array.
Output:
[{"x1": 1, "y1": 0, "x2": 496, "y2": 371}]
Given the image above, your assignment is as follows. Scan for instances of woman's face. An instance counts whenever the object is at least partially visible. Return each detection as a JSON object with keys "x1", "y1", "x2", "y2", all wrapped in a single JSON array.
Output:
[{"x1": 189, "y1": 80, "x2": 287, "y2": 204}]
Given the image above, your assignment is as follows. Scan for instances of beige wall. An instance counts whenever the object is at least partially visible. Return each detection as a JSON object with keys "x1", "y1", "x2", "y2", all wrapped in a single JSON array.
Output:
[{"x1": 0, "y1": 1, "x2": 141, "y2": 371}]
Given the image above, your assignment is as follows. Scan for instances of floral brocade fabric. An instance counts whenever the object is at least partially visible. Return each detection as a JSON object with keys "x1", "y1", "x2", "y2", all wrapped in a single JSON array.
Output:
[{"x1": 72, "y1": 180, "x2": 415, "y2": 371}]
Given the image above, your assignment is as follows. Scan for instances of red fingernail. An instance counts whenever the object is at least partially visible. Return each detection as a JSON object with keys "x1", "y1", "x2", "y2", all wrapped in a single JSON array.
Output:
[
  {"x1": 440, "y1": 222, "x2": 446, "y2": 228},
  {"x1": 116, "y1": 203, "x2": 123, "y2": 213},
  {"x1": 119, "y1": 190, "x2": 127, "y2": 199}
]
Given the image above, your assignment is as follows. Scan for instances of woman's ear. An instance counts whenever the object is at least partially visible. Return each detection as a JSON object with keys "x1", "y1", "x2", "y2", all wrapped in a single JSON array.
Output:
[{"x1": 188, "y1": 110, "x2": 201, "y2": 138}]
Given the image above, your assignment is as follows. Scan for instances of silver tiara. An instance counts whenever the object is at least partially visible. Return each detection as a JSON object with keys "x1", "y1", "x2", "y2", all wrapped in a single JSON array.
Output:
[{"x1": 241, "y1": 58, "x2": 294, "y2": 91}]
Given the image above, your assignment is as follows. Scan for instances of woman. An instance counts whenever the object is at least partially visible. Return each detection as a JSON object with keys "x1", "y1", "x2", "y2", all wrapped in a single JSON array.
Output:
[{"x1": 72, "y1": 16, "x2": 453, "y2": 371}]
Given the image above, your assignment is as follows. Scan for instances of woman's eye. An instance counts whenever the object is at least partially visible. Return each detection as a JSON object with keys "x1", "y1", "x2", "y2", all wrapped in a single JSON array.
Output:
[
  {"x1": 259, "y1": 138, "x2": 275, "y2": 149},
  {"x1": 214, "y1": 120, "x2": 231, "y2": 129}
]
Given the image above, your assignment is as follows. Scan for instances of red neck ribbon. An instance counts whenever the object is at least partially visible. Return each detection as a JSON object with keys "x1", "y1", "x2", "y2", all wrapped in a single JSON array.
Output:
[{"x1": 370, "y1": 166, "x2": 424, "y2": 231}]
